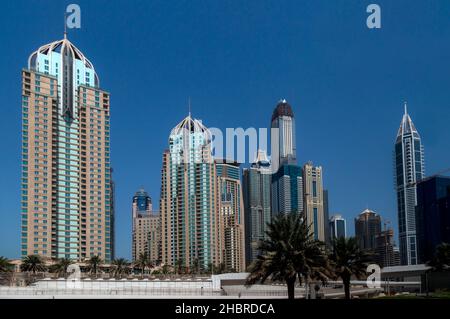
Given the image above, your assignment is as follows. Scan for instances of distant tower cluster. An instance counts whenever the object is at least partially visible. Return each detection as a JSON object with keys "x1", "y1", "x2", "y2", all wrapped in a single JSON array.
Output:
[
  {"x1": 242, "y1": 99, "x2": 328, "y2": 265},
  {"x1": 394, "y1": 103, "x2": 425, "y2": 265}
]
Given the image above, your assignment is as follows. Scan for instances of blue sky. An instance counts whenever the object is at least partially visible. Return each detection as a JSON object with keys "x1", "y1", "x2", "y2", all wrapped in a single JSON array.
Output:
[{"x1": 1, "y1": 0, "x2": 450, "y2": 260}]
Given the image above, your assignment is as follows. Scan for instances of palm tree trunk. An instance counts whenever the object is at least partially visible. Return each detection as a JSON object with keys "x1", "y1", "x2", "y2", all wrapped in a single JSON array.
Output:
[
  {"x1": 343, "y1": 276, "x2": 351, "y2": 299},
  {"x1": 286, "y1": 277, "x2": 296, "y2": 300},
  {"x1": 304, "y1": 277, "x2": 309, "y2": 299}
]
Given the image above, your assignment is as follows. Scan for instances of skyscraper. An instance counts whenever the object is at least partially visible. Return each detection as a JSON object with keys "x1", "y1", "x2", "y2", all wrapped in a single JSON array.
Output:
[
  {"x1": 270, "y1": 99, "x2": 303, "y2": 217},
  {"x1": 415, "y1": 176, "x2": 450, "y2": 264},
  {"x1": 132, "y1": 189, "x2": 160, "y2": 263},
  {"x1": 159, "y1": 114, "x2": 220, "y2": 271},
  {"x1": 21, "y1": 35, "x2": 113, "y2": 262},
  {"x1": 270, "y1": 99, "x2": 297, "y2": 174},
  {"x1": 243, "y1": 150, "x2": 272, "y2": 265},
  {"x1": 271, "y1": 164, "x2": 303, "y2": 216},
  {"x1": 394, "y1": 103, "x2": 425, "y2": 265},
  {"x1": 303, "y1": 162, "x2": 326, "y2": 241},
  {"x1": 216, "y1": 160, "x2": 245, "y2": 272},
  {"x1": 330, "y1": 214, "x2": 347, "y2": 239},
  {"x1": 354, "y1": 209, "x2": 381, "y2": 251},
  {"x1": 323, "y1": 189, "x2": 331, "y2": 246}
]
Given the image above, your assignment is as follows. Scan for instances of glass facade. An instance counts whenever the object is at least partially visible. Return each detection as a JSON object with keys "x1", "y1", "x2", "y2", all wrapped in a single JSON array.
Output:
[
  {"x1": 243, "y1": 150, "x2": 272, "y2": 265},
  {"x1": 394, "y1": 106, "x2": 424, "y2": 265},
  {"x1": 416, "y1": 176, "x2": 450, "y2": 264}
]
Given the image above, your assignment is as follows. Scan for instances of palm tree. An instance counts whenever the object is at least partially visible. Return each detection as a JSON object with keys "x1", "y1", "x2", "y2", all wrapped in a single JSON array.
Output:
[
  {"x1": 427, "y1": 243, "x2": 450, "y2": 272},
  {"x1": 190, "y1": 258, "x2": 200, "y2": 275},
  {"x1": 135, "y1": 252, "x2": 149, "y2": 277},
  {"x1": 424, "y1": 243, "x2": 450, "y2": 296},
  {"x1": 0, "y1": 256, "x2": 13, "y2": 272},
  {"x1": 87, "y1": 255, "x2": 103, "y2": 278},
  {"x1": 21, "y1": 255, "x2": 46, "y2": 275},
  {"x1": 112, "y1": 258, "x2": 130, "y2": 278},
  {"x1": 329, "y1": 237, "x2": 372, "y2": 299},
  {"x1": 175, "y1": 258, "x2": 184, "y2": 275},
  {"x1": 50, "y1": 258, "x2": 73, "y2": 278},
  {"x1": 207, "y1": 262, "x2": 214, "y2": 274},
  {"x1": 161, "y1": 264, "x2": 171, "y2": 275},
  {"x1": 246, "y1": 213, "x2": 329, "y2": 299}
]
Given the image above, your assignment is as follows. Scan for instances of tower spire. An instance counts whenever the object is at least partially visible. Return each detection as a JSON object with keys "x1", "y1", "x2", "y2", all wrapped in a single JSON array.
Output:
[
  {"x1": 188, "y1": 97, "x2": 191, "y2": 117},
  {"x1": 404, "y1": 101, "x2": 408, "y2": 115},
  {"x1": 64, "y1": 12, "x2": 67, "y2": 39}
]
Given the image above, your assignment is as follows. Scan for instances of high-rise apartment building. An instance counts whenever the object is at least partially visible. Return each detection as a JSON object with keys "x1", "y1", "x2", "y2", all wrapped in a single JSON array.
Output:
[
  {"x1": 21, "y1": 35, "x2": 113, "y2": 262},
  {"x1": 159, "y1": 114, "x2": 220, "y2": 271},
  {"x1": 394, "y1": 103, "x2": 425, "y2": 265},
  {"x1": 216, "y1": 160, "x2": 245, "y2": 272},
  {"x1": 330, "y1": 214, "x2": 347, "y2": 240},
  {"x1": 243, "y1": 150, "x2": 272, "y2": 265},
  {"x1": 354, "y1": 209, "x2": 381, "y2": 251},
  {"x1": 132, "y1": 189, "x2": 160, "y2": 263},
  {"x1": 270, "y1": 99, "x2": 297, "y2": 174},
  {"x1": 303, "y1": 162, "x2": 325, "y2": 241}
]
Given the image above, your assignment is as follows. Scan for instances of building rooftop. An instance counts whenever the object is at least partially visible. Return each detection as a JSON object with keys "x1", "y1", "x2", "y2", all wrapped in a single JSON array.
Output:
[
  {"x1": 396, "y1": 102, "x2": 420, "y2": 142},
  {"x1": 28, "y1": 35, "x2": 99, "y2": 87},
  {"x1": 271, "y1": 99, "x2": 294, "y2": 121}
]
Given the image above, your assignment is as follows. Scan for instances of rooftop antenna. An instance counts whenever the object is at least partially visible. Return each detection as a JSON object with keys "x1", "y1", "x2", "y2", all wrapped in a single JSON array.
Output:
[
  {"x1": 64, "y1": 11, "x2": 68, "y2": 39},
  {"x1": 188, "y1": 97, "x2": 191, "y2": 117},
  {"x1": 404, "y1": 101, "x2": 408, "y2": 115}
]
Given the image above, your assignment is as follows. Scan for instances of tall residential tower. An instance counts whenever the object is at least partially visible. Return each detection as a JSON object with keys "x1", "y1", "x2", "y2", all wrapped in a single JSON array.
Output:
[
  {"x1": 394, "y1": 104, "x2": 425, "y2": 265},
  {"x1": 21, "y1": 35, "x2": 113, "y2": 261},
  {"x1": 159, "y1": 114, "x2": 220, "y2": 271},
  {"x1": 243, "y1": 150, "x2": 272, "y2": 265},
  {"x1": 216, "y1": 160, "x2": 246, "y2": 272},
  {"x1": 132, "y1": 189, "x2": 160, "y2": 263},
  {"x1": 303, "y1": 162, "x2": 326, "y2": 241}
]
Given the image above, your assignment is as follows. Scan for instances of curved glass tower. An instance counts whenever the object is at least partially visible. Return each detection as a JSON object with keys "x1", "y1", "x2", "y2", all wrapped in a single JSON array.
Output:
[
  {"x1": 21, "y1": 35, "x2": 113, "y2": 262},
  {"x1": 394, "y1": 103, "x2": 424, "y2": 265}
]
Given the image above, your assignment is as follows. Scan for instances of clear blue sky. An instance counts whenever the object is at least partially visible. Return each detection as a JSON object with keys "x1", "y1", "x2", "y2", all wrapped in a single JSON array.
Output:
[{"x1": 1, "y1": 0, "x2": 450, "y2": 260}]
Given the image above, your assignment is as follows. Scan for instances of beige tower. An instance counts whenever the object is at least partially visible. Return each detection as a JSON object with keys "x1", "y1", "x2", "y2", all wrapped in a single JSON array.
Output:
[
  {"x1": 216, "y1": 160, "x2": 246, "y2": 272},
  {"x1": 133, "y1": 213, "x2": 160, "y2": 264},
  {"x1": 21, "y1": 36, "x2": 113, "y2": 262},
  {"x1": 303, "y1": 162, "x2": 325, "y2": 241},
  {"x1": 131, "y1": 188, "x2": 160, "y2": 263}
]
